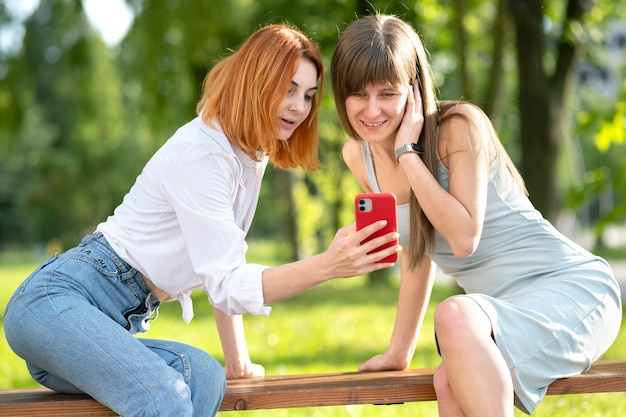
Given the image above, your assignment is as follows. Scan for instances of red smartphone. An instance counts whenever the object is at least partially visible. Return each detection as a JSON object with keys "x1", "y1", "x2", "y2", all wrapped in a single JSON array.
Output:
[{"x1": 355, "y1": 193, "x2": 399, "y2": 263}]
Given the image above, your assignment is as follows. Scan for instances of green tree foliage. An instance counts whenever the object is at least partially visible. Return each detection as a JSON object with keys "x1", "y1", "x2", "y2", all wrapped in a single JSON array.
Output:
[
  {"x1": 0, "y1": 0, "x2": 623, "y2": 256},
  {"x1": 567, "y1": 65, "x2": 626, "y2": 242},
  {"x1": 0, "y1": 0, "x2": 135, "y2": 246}
]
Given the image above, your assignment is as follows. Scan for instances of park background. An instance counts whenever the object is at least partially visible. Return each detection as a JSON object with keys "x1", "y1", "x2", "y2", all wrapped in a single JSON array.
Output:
[{"x1": 1, "y1": 0, "x2": 625, "y2": 415}]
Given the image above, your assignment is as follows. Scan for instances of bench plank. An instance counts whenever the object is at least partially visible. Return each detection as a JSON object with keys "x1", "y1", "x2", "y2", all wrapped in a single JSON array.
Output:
[
  {"x1": 0, "y1": 389, "x2": 117, "y2": 416},
  {"x1": 221, "y1": 368, "x2": 436, "y2": 410},
  {"x1": 221, "y1": 360, "x2": 626, "y2": 411},
  {"x1": 1, "y1": 360, "x2": 625, "y2": 415},
  {"x1": 546, "y1": 360, "x2": 626, "y2": 395}
]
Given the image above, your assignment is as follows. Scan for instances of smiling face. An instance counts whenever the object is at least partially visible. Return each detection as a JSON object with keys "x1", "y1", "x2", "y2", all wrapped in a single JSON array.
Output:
[
  {"x1": 345, "y1": 83, "x2": 409, "y2": 144},
  {"x1": 277, "y1": 58, "x2": 318, "y2": 140}
]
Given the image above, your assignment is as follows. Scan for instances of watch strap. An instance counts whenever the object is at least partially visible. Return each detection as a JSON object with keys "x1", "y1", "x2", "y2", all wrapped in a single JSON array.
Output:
[{"x1": 394, "y1": 142, "x2": 424, "y2": 162}]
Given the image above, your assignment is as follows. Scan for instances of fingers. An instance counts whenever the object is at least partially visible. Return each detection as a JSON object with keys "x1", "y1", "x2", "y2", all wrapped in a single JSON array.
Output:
[
  {"x1": 352, "y1": 220, "x2": 402, "y2": 264},
  {"x1": 352, "y1": 220, "x2": 388, "y2": 238},
  {"x1": 406, "y1": 83, "x2": 415, "y2": 108},
  {"x1": 328, "y1": 221, "x2": 401, "y2": 278},
  {"x1": 358, "y1": 354, "x2": 393, "y2": 373},
  {"x1": 248, "y1": 363, "x2": 265, "y2": 377},
  {"x1": 224, "y1": 362, "x2": 265, "y2": 379},
  {"x1": 336, "y1": 222, "x2": 357, "y2": 238},
  {"x1": 412, "y1": 82, "x2": 423, "y2": 114},
  {"x1": 408, "y1": 82, "x2": 423, "y2": 120},
  {"x1": 358, "y1": 355, "x2": 382, "y2": 372},
  {"x1": 395, "y1": 84, "x2": 424, "y2": 151},
  {"x1": 405, "y1": 82, "x2": 422, "y2": 110}
]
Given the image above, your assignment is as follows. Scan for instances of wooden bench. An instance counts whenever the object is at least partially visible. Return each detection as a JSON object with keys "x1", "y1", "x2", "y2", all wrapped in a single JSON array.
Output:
[{"x1": 1, "y1": 360, "x2": 625, "y2": 416}]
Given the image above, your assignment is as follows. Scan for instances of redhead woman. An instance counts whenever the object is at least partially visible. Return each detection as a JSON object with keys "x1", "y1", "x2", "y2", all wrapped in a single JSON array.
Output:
[{"x1": 4, "y1": 24, "x2": 399, "y2": 417}]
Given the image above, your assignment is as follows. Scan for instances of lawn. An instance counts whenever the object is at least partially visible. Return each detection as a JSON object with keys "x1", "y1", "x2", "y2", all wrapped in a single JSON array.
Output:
[{"x1": 1, "y1": 244, "x2": 625, "y2": 416}]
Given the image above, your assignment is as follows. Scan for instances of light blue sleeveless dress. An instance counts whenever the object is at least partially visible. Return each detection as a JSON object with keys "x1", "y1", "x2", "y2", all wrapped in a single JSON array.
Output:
[{"x1": 361, "y1": 142, "x2": 622, "y2": 414}]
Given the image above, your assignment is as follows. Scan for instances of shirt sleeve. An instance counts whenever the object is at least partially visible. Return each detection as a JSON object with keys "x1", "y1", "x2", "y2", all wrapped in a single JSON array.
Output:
[{"x1": 161, "y1": 142, "x2": 271, "y2": 316}]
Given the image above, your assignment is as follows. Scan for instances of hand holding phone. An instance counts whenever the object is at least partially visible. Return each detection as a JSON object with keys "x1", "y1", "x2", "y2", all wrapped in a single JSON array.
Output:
[{"x1": 355, "y1": 193, "x2": 399, "y2": 263}]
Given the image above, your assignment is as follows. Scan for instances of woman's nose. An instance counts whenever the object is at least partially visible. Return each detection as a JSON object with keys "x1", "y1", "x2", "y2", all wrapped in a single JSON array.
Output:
[
  {"x1": 289, "y1": 96, "x2": 306, "y2": 113},
  {"x1": 363, "y1": 98, "x2": 381, "y2": 118}
]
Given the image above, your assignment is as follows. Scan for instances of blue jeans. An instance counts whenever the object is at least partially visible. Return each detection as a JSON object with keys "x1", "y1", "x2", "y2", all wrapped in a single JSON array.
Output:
[{"x1": 4, "y1": 232, "x2": 226, "y2": 417}]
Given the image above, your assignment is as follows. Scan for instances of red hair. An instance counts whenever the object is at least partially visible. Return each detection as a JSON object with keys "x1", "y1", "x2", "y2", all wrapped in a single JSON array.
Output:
[{"x1": 196, "y1": 24, "x2": 323, "y2": 170}]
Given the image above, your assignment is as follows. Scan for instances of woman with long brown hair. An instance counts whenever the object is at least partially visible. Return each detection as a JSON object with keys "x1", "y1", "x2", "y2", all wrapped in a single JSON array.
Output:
[{"x1": 331, "y1": 14, "x2": 621, "y2": 416}]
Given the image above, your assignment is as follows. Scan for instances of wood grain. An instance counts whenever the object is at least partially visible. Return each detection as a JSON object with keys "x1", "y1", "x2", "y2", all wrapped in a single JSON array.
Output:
[{"x1": 1, "y1": 360, "x2": 625, "y2": 415}]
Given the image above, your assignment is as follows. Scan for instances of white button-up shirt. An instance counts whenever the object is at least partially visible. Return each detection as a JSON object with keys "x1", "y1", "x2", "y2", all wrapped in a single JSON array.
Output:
[{"x1": 98, "y1": 117, "x2": 271, "y2": 323}]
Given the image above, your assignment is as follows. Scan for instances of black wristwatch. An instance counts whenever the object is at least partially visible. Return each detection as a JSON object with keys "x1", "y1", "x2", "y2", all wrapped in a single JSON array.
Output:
[{"x1": 394, "y1": 142, "x2": 424, "y2": 162}]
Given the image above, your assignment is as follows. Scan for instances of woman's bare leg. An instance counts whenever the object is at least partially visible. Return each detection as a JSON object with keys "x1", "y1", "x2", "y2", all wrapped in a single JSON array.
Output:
[
  {"x1": 433, "y1": 297, "x2": 514, "y2": 417},
  {"x1": 433, "y1": 365, "x2": 466, "y2": 417}
]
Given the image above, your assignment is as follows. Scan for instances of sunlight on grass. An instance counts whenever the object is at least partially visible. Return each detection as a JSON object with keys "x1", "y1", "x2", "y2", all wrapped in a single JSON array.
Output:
[{"x1": 1, "y1": 246, "x2": 625, "y2": 416}]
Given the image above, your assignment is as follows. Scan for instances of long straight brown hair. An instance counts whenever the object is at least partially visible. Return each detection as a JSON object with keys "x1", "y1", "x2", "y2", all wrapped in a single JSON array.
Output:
[
  {"x1": 332, "y1": 15, "x2": 527, "y2": 269},
  {"x1": 331, "y1": 14, "x2": 439, "y2": 268},
  {"x1": 197, "y1": 24, "x2": 323, "y2": 170}
]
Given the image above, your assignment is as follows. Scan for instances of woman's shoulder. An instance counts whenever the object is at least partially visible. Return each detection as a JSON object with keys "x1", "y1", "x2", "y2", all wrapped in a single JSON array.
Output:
[
  {"x1": 437, "y1": 101, "x2": 494, "y2": 162},
  {"x1": 342, "y1": 138, "x2": 364, "y2": 167},
  {"x1": 342, "y1": 138, "x2": 373, "y2": 192},
  {"x1": 168, "y1": 118, "x2": 233, "y2": 153},
  {"x1": 438, "y1": 100, "x2": 485, "y2": 122}
]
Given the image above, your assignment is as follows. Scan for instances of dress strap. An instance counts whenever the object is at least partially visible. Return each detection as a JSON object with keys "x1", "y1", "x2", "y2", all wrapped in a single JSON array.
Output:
[{"x1": 360, "y1": 142, "x2": 382, "y2": 193}]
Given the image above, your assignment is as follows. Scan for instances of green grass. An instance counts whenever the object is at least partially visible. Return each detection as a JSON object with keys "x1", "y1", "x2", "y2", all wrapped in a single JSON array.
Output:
[{"x1": 1, "y1": 245, "x2": 626, "y2": 416}]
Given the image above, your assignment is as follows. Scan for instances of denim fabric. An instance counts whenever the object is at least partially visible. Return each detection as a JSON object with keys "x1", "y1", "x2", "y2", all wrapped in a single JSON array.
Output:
[{"x1": 4, "y1": 232, "x2": 226, "y2": 417}]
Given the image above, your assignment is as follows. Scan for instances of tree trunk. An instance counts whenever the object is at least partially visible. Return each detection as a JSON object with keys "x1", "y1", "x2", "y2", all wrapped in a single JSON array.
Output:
[
  {"x1": 510, "y1": 0, "x2": 554, "y2": 219},
  {"x1": 509, "y1": 0, "x2": 589, "y2": 221},
  {"x1": 452, "y1": 0, "x2": 472, "y2": 100},
  {"x1": 483, "y1": 0, "x2": 509, "y2": 129},
  {"x1": 273, "y1": 168, "x2": 299, "y2": 262}
]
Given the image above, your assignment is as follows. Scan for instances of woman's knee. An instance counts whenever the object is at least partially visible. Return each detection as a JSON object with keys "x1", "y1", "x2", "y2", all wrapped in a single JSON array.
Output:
[
  {"x1": 146, "y1": 349, "x2": 225, "y2": 417},
  {"x1": 179, "y1": 345, "x2": 227, "y2": 413},
  {"x1": 184, "y1": 345, "x2": 225, "y2": 383},
  {"x1": 434, "y1": 297, "x2": 470, "y2": 337},
  {"x1": 141, "y1": 340, "x2": 226, "y2": 415},
  {"x1": 436, "y1": 296, "x2": 491, "y2": 333}
]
